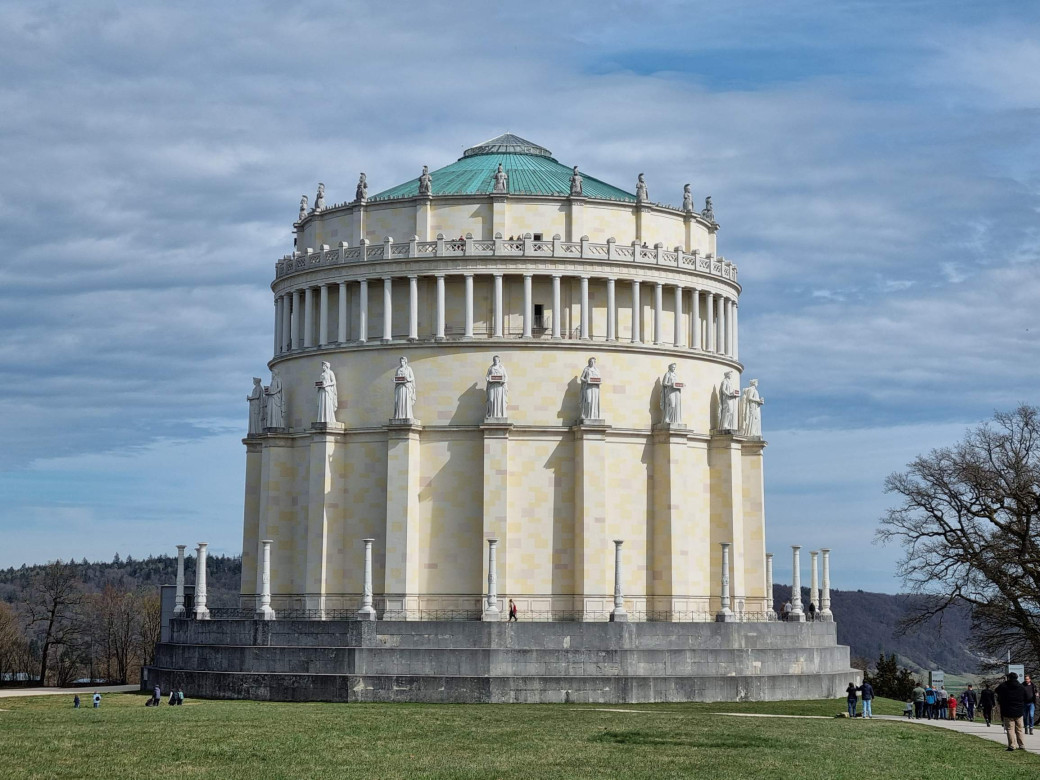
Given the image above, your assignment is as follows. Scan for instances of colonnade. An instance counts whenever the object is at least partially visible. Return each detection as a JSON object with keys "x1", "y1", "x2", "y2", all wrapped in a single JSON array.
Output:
[{"x1": 273, "y1": 273, "x2": 738, "y2": 359}]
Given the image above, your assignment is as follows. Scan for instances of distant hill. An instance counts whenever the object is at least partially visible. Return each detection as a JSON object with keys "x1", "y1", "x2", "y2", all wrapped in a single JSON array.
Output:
[{"x1": 774, "y1": 585, "x2": 981, "y2": 675}]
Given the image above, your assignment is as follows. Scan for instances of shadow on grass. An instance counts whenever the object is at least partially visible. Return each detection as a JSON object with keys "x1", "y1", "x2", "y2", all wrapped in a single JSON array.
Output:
[{"x1": 592, "y1": 729, "x2": 782, "y2": 749}]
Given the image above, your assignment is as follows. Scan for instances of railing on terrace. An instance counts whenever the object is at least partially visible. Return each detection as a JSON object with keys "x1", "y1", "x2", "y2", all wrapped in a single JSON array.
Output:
[
  {"x1": 275, "y1": 236, "x2": 736, "y2": 283},
  {"x1": 194, "y1": 608, "x2": 779, "y2": 623}
]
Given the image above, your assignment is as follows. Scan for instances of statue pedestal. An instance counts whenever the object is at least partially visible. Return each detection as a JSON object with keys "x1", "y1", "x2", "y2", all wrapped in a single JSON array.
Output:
[
  {"x1": 577, "y1": 418, "x2": 606, "y2": 427},
  {"x1": 388, "y1": 418, "x2": 420, "y2": 427},
  {"x1": 311, "y1": 422, "x2": 345, "y2": 432},
  {"x1": 262, "y1": 427, "x2": 288, "y2": 435},
  {"x1": 483, "y1": 417, "x2": 509, "y2": 425}
]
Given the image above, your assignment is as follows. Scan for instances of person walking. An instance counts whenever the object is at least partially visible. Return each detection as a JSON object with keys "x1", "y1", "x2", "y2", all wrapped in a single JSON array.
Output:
[
  {"x1": 508, "y1": 599, "x2": 517, "y2": 622},
  {"x1": 152, "y1": 684, "x2": 161, "y2": 707},
  {"x1": 92, "y1": 691, "x2": 101, "y2": 709},
  {"x1": 980, "y1": 683, "x2": 996, "y2": 726},
  {"x1": 964, "y1": 684, "x2": 978, "y2": 722},
  {"x1": 168, "y1": 689, "x2": 177, "y2": 705},
  {"x1": 176, "y1": 688, "x2": 185, "y2": 705},
  {"x1": 73, "y1": 694, "x2": 80, "y2": 709},
  {"x1": 781, "y1": 600, "x2": 792, "y2": 622},
  {"x1": 846, "y1": 682, "x2": 858, "y2": 718},
  {"x1": 858, "y1": 680, "x2": 875, "y2": 718},
  {"x1": 1024, "y1": 675, "x2": 1037, "y2": 735},
  {"x1": 995, "y1": 672, "x2": 1031, "y2": 751},
  {"x1": 925, "y1": 685, "x2": 936, "y2": 720},
  {"x1": 912, "y1": 682, "x2": 926, "y2": 719}
]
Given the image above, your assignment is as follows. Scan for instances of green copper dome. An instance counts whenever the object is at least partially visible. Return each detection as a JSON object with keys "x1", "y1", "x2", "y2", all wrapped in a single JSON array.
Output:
[{"x1": 370, "y1": 134, "x2": 636, "y2": 202}]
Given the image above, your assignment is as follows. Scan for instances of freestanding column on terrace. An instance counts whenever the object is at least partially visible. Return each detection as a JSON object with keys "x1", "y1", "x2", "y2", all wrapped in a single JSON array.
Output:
[
  {"x1": 523, "y1": 274, "x2": 533, "y2": 338},
  {"x1": 358, "y1": 279, "x2": 368, "y2": 343},
  {"x1": 435, "y1": 274, "x2": 446, "y2": 340},
  {"x1": 790, "y1": 545, "x2": 805, "y2": 621},
  {"x1": 610, "y1": 539, "x2": 627, "y2": 622},
  {"x1": 673, "y1": 286, "x2": 684, "y2": 347},
  {"x1": 358, "y1": 538, "x2": 376, "y2": 620},
  {"x1": 174, "y1": 544, "x2": 186, "y2": 617},
  {"x1": 705, "y1": 292, "x2": 714, "y2": 352},
  {"x1": 194, "y1": 543, "x2": 210, "y2": 620},
  {"x1": 318, "y1": 284, "x2": 329, "y2": 346},
  {"x1": 493, "y1": 274, "x2": 503, "y2": 338},
  {"x1": 337, "y1": 283, "x2": 347, "y2": 343},
  {"x1": 631, "y1": 280, "x2": 641, "y2": 343},
  {"x1": 408, "y1": 276, "x2": 418, "y2": 341},
  {"x1": 303, "y1": 287, "x2": 314, "y2": 348},
  {"x1": 820, "y1": 548, "x2": 833, "y2": 621},
  {"x1": 691, "y1": 288, "x2": 701, "y2": 350},
  {"x1": 382, "y1": 277, "x2": 393, "y2": 342},
  {"x1": 716, "y1": 542, "x2": 735, "y2": 622},
  {"x1": 606, "y1": 278, "x2": 616, "y2": 341},
  {"x1": 765, "y1": 552, "x2": 774, "y2": 617},
  {"x1": 484, "y1": 538, "x2": 500, "y2": 620},
  {"x1": 256, "y1": 540, "x2": 275, "y2": 620},
  {"x1": 653, "y1": 282, "x2": 663, "y2": 345},
  {"x1": 551, "y1": 275, "x2": 562, "y2": 338},
  {"x1": 809, "y1": 550, "x2": 819, "y2": 617},
  {"x1": 580, "y1": 276, "x2": 590, "y2": 339},
  {"x1": 291, "y1": 290, "x2": 302, "y2": 349},
  {"x1": 464, "y1": 274, "x2": 474, "y2": 338}
]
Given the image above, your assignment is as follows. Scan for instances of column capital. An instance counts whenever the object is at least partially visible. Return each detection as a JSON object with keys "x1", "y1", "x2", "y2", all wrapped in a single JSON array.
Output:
[{"x1": 407, "y1": 274, "x2": 418, "y2": 280}]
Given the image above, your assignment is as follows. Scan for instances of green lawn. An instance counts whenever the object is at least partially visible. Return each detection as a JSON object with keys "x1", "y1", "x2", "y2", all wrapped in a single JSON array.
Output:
[{"x1": 0, "y1": 694, "x2": 1036, "y2": 779}]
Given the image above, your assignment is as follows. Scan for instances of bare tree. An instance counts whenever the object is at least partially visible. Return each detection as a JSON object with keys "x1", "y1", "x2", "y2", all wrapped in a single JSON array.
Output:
[
  {"x1": 877, "y1": 405, "x2": 1040, "y2": 670},
  {"x1": 0, "y1": 601, "x2": 27, "y2": 683},
  {"x1": 25, "y1": 561, "x2": 84, "y2": 685}
]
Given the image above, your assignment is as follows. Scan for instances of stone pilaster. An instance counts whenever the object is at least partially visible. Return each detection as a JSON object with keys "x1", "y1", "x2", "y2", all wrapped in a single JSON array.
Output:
[
  {"x1": 652, "y1": 422, "x2": 690, "y2": 617},
  {"x1": 567, "y1": 196, "x2": 585, "y2": 241},
  {"x1": 491, "y1": 195, "x2": 508, "y2": 239},
  {"x1": 306, "y1": 428, "x2": 343, "y2": 617},
  {"x1": 384, "y1": 420, "x2": 422, "y2": 617},
  {"x1": 709, "y1": 433, "x2": 745, "y2": 615},
  {"x1": 740, "y1": 438, "x2": 767, "y2": 612},
  {"x1": 257, "y1": 434, "x2": 294, "y2": 599},
  {"x1": 240, "y1": 440, "x2": 262, "y2": 601},
  {"x1": 481, "y1": 422, "x2": 512, "y2": 603},
  {"x1": 415, "y1": 195, "x2": 432, "y2": 240},
  {"x1": 574, "y1": 421, "x2": 610, "y2": 617}
]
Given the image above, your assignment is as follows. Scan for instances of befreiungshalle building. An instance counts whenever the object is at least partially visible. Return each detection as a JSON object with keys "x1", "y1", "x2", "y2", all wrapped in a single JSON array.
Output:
[{"x1": 148, "y1": 135, "x2": 857, "y2": 703}]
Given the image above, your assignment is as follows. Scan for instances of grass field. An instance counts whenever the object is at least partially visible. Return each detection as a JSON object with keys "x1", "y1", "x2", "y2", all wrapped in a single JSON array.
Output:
[{"x1": 1, "y1": 693, "x2": 1037, "y2": 779}]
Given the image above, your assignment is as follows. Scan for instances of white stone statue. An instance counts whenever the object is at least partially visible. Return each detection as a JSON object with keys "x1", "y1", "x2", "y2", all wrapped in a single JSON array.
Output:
[
  {"x1": 579, "y1": 357, "x2": 601, "y2": 421},
  {"x1": 570, "y1": 165, "x2": 583, "y2": 196},
  {"x1": 355, "y1": 173, "x2": 368, "y2": 202},
  {"x1": 492, "y1": 163, "x2": 508, "y2": 194},
  {"x1": 636, "y1": 173, "x2": 648, "y2": 203},
  {"x1": 682, "y1": 183, "x2": 693, "y2": 212},
  {"x1": 392, "y1": 356, "x2": 416, "y2": 420},
  {"x1": 718, "y1": 370, "x2": 740, "y2": 431},
  {"x1": 660, "y1": 363, "x2": 682, "y2": 424},
  {"x1": 298, "y1": 195, "x2": 308, "y2": 222},
  {"x1": 740, "y1": 379, "x2": 764, "y2": 437},
  {"x1": 418, "y1": 165, "x2": 432, "y2": 195},
  {"x1": 316, "y1": 361, "x2": 338, "y2": 424},
  {"x1": 313, "y1": 183, "x2": 326, "y2": 213},
  {"x1": 702, "y1": 195, "x2": 715, "y2": 221},
  {"x1": 485, "y1": 356, "x2": 508, "y2": 419},
  {"x1": 247, "y1": 377, "x2": 266, "y2": 436},
  {"x1": 264, "y1": 369, "x2": 285, "y2": 429}
]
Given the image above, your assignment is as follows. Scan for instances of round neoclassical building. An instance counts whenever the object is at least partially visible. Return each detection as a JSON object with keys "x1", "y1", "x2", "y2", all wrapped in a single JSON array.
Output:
[{"x1": 241, "y1": 133, "x2": 763, "y2": 621}]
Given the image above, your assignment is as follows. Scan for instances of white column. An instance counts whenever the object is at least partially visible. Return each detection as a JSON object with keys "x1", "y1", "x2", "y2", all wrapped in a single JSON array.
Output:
[
  {"x1": 464, "y1": 274, "x2": 474, "y2": 338},
  {"x1": 337, "y1": 283, "x2": 347, "y2": 343},
  {"x1": 358, "y1": 538, "x2": 376, "y2": 620},
  {"x1": 705, "y1": 292, "x2": 715, "y2": 352},
  {"x1": 673, "y1": 286, "x2": 684, "y2": 347},
  {"x1": 493, "y1": 274, "x2": 503, "y2": 337},
  {"x1": 193, "y1": 543, "x2": 209, "y2": 620},
  {"x1": 733, "y1": 303, "x2": 739, "y2": 362},
  {"x1": 809, "y1": 550, "x2": 819, "y2": 618},
  {"x1": 522, "y1": 274, "x2": 533, "y2": 338},
  {"x1": 610, "y1": 539, "x2": 627, "y2": 622},
  {"x1": 790, "y1": 545, "x2": 805, "y2": 621},
  {"x1": 484, "y1": 538, "x2": 500, "y2": 620},
  {"x1": 408, "y1": 276, "x2": 418, "y2": 341},
  {"x1": 291, "y1": 290, "x2": 302, "y2": 349},
  {"x1": 382, "y1": 277, "x2": 393, "y2": 342},
  {"x1": 256, "y1": 539, "x2": 275, "y2": 620},
  {"x1": 606, "y1": 278, "x2": 616, "y2": 341},
  {"x1": 358, "y1": 279, "x2": 368, "y2": 343},
  {"x1": 717, "y1": 295, "x2": 726, "y2": 355},
  {"x1": 580, "y1": 276, "x2": 590, "y2": 340},
  {"x1": 631, "y1": 280, "x2": 641, "y2": 343},
  {"x1": 273, "y1": 297, "x2": 282, "y2": 356},
  {"x1": 765, "y1": 552, "x2": 774, "y2": 617},
  {"x1": 435, "y1": 274, "x2": 446, "y2": 340},
  {"x1": 551, "y1": 275, "x2": 562, "y2": 338},
  {"x1": 821, "y1": 548, "x2": 833, "y2": 621},
  {"x1": 691, "y1": 288, "x2": 701, "y2": 350},
  {"x1": 173, "y1": 545, "x2": 186, "y2": 617},
  {"x1": 717, "y1": 542, "x2": 735, "y2": 621},
  {"x1": 653, "y1": 282, "x2": 663, "y2": 345},
  {"x1": 303, "y1": 287, "x2": 314, "y2": 348},
  {"x1": 281, "y1": 294, "x2": 291, "y2": 353},
  {"x1": 318, "y1": 284, "x2": 329, "y2": 346}
]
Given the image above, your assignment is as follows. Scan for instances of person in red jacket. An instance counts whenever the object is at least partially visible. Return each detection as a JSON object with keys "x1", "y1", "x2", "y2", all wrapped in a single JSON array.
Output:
[{"x1": 947, "y1": 693, "x2": 957, "y2": 720}]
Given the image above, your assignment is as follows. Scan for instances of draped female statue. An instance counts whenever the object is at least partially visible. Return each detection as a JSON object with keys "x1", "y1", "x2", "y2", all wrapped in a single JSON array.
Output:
[
  {"x1": 485, "y1": 356, "x2": 508, "y2": 419},
  {"x1": 316, "y1": 361, "x2": 338, "y2": 424},
  {"x1": 660, "y1": 363, "x2": 682, "y2": 424},
  {"x1": 393, "y1": 357, "x2": 416, "y2": 420},
  {"x1": 579, "y1": 358, "x2": 601, "y2": 421}
]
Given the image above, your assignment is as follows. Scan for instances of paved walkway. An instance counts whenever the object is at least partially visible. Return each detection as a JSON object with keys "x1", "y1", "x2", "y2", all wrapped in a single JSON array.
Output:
[
  {"x1": 0, "y1": 684, "x2": 138, "y2": 699},
  {"x1": 875, "y1": 714, "x2": 1038, "y2": 749}
]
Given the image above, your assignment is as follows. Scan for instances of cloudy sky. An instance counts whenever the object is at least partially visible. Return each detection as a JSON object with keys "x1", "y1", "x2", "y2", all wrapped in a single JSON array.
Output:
[{"x1": 1, "y1": 1, "x2": 1038, "y2": 592}]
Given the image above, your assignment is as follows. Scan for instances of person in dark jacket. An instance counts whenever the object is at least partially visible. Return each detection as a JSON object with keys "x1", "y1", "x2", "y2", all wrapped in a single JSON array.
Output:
[
  {"x1": 963, "y1": 684, "x2": 978, "y2": 721},
  {"x1": 995, "y1": 672, "x2": 1031, "y2": 750},
  {"x1": 857, "y1": 681, "x2": 875, "y2": 719},
  {"x1": 846, "y1": 683, "x2": 858, "y2": 718},
  {"x1": 1024, "y1": 675, "x2": 1037, "y2": 735},
  {"x1": 980, "y1": 683, "x2": 996, "y2": 726}
]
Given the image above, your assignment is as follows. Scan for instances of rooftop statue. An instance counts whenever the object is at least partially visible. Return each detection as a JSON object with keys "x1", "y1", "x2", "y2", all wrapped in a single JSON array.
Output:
[
  {"x1": 247, "y1": 377, "x2": 266, "y2": 436},
  {"x1": 570, "y1": 166, "x2": 583, "y2": 196},
  {"x1": 660, "y1": 363, "x2": 682, "y2": 424},
  {"x1": 418, "y1": 165, "x2": 432, "y2": 196},
  {"x1": 316, "y1": 361, "x2": 338, "y2": 424},
  {"x1": 740, "y1": 379, "x2": 764, "y2": 438},
  {"x1": 492, "y1": 163, "x2": 508, "y2": 194},
  {"x1": 682, "y1": 184, "x2": 693, "y2": 212},
  {"x1": 718, "y1": 370, "x2": 740, "y2": 432},
  {"x1": 393, "y1": 357, "x2": 416, "y2": 420},
  {"x1": 264, "y1": 369, "x2": 284, "y2": 429},
  {"x1": 355, "y1": 173, "x2": 368, "y2": 202},
  {"x1": 636, "y1": 173, "x2": 648, "y2": 203},
  {"x1": 313, "y1": 183, "x2": 326, "y2": 213},
  {"x1": 298, "y1": 195, "x2": 308, "y2": 222},
  {"x1": 579, "y1": 357, "x2": 601, "y2": 421},
  {"x1": 702, "y1": 195, "x2": 715, "y2": 222},
  {"x1": 485, "y1": 356, "x2": 508, "y2": 419}
]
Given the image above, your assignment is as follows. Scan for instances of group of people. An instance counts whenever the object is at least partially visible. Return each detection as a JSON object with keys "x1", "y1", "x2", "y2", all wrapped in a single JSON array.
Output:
[
  {"x1": 71, "y1": 692, "x2": 103, "y2": 709},
  {"x1": 846, "y1": 681, "x2": 876, "y2": 717},
  {"x1": 907, "y1": 682, "x2": 976, "y2": 721},
  {"x1": 779, "y1": 600, "x2": 818, "y2": 621},
  {"x1": 72, "y1": 685, "x2": 186, "y2": 709}
]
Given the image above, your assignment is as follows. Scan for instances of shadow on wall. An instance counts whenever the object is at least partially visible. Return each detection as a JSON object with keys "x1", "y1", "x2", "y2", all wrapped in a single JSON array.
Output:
[
  {"x1": 450, "y1": 382, "x2": 487, "y2": 424},
  {"x1": 558, "y1": 375, "x2": 581, "y2": 424},
  {"x1": 709, "y1": 384, "x2": 720, "y2": 431},
  {"x1": 648, "y1": 377, "x2": 662, "y2": 425}
]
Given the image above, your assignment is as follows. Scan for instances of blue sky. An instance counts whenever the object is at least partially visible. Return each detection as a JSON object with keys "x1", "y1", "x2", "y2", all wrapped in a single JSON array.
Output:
[{"x1": 1, "y1": 1, "x2": 1038, "y2": 592}]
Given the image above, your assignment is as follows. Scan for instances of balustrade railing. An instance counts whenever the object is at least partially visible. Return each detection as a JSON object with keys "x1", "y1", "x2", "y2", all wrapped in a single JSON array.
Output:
[{"x1": 192, "y1": 606, "x2": 778, "y2": 623}]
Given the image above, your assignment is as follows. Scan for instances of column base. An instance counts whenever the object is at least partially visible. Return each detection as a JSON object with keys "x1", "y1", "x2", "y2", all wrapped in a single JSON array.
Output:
[
  {"x1": 255, "y1": 606, "x2": 276, "y2": 621},
  {"x1": 483, "y1": 608, "x2": 501, "y2": 622},
  {"x1": 434, "y1": 335, "x2": 446, "y2": 342},
  {"x1": 173, "y1": 606, "x2": 186, "y2": 618},
  {"x1": 789, "y1": 611, "x2": 806, "y2": 623},
  {"x1": 821, "y1": 611, "x2": 834, "y2": 622},
  {"x1": 715, "y1": 609, "x2": 737, "y2": 623},
  {"x1": 609, "y1": 609, "x2": 628, "y2": 623},
  {"x1": 381, "y1": 338, "x2": 392, "y2": 344},
  {"x1": 194, "y1": 608, "x2": 210, "y2": 621},
  {"x1": 357, "y1": 606, "x2": 377, "y2": 621}
]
